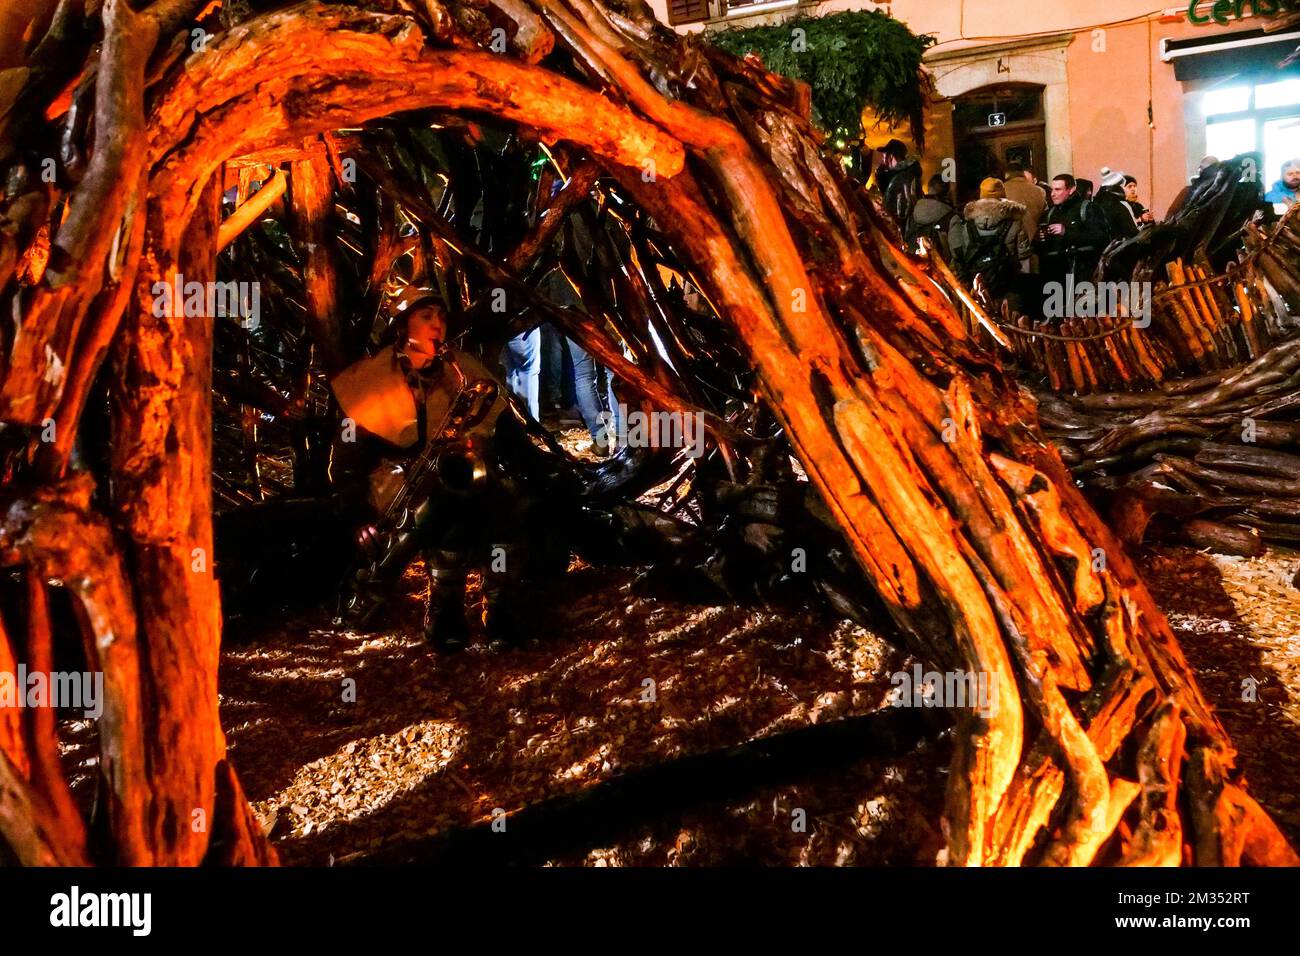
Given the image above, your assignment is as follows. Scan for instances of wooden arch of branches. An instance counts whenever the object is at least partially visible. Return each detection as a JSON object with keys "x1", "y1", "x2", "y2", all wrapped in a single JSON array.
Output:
[{"x1": 0, "y1": 0, "x2": 1295, "y2": 867}]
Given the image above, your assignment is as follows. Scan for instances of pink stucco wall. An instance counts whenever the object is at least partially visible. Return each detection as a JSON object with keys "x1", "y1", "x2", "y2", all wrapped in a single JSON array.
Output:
[{"x1": 1064, "y1": 14, "x2": 1247, "y2": 219}]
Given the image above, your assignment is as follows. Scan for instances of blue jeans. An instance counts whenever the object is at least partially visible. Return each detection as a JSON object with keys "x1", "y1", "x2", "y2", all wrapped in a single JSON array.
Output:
[
  {"x1": 540, "y1": 324, "x2": 569, "y2": 410},
  {"x1": 501, "y1": 329, "x2": 541, "y2": 419},
  {"x1": 566, "y1": 338, "x2": 619, "y2": 445}
]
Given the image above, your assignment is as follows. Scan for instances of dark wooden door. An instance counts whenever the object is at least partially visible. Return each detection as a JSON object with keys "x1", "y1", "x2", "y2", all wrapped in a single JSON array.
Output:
[{"x1": 951, "y1": 84, "x2": 1048, "y2": 204}]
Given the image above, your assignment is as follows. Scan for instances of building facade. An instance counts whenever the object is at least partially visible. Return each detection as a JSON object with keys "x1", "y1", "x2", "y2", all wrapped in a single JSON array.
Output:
[{"x1": 650, "y1": 0, "x2": 1300, "y2": 216}]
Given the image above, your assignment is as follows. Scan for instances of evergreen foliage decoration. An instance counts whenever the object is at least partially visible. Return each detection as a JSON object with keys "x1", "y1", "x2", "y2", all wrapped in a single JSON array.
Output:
[{"x1": 709, "y1": 9, "x2": 935, "y2": 143}]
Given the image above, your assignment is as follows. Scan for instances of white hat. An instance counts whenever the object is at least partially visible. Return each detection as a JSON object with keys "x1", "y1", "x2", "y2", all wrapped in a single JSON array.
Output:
[{"x1": 1100, "y1": 167, "x2": 1126, "y2": 189}]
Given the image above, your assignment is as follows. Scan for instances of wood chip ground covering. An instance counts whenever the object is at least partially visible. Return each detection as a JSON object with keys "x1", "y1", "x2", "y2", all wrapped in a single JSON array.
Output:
[{"x1": 212, "y1": 539, "x2": 1300, "y2": 866}]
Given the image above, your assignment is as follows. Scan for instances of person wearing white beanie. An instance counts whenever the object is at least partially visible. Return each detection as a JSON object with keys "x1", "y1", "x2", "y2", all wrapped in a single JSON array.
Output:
[
  {"x1": 1096, "y1": 166, "x2": 1139, "y2": 238},
  {"x1": 1100, "y1": 166, "x2": 1127, "y2": 190}
]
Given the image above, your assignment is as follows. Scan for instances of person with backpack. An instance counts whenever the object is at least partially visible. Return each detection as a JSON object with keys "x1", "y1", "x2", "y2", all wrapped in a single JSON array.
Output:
[
  {"x1": 948, "y1": 178, "x2": 1029, "y2": 304},
  {"x1": 907, "y1": 173, "x2": 958, "y2": 258},
  {"x1": 874, "y1": 138, "x2": 922, "y2": 235}
]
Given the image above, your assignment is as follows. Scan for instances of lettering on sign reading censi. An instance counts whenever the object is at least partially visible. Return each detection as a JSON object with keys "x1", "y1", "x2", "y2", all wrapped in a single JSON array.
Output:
[{"x1": 1187, "y1": 0, "x2": 1300, "y2": 27}]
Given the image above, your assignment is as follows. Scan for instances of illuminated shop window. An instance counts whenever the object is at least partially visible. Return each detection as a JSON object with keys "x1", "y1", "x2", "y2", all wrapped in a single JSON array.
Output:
[{"x1": 1204, "y1": 76, "x2": 1300, "y2": 186}]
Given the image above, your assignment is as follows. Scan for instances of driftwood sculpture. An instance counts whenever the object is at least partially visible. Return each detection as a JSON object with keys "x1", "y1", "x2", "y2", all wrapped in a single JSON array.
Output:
[{"x1": 0, "y1": 0, "x2": 1296, "y2": 868}]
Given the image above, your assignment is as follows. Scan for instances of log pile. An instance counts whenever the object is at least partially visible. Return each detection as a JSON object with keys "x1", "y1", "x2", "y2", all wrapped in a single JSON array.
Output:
[
  {"x1": 0, "y1": 0, "x2": 1295, "y2": 868},
  {"x1": 1039, "y1": 334, "x2": 1300, "y2": 555}
]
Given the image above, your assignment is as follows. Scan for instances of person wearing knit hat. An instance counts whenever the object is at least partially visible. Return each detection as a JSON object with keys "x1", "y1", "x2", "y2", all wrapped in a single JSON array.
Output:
[
  {"x1": 1099, "y1": 167, "x2": 1126, "y2": 190},
  {"x1": 949, "y1": 180, "x2": 1029, "y2": 304},
  {"x1": 1123, "y1": 174, "x2": 1155, "y2": 225},
  {"x1": 1095, "y1": 167, "x2": 1138, "y2": 240}
]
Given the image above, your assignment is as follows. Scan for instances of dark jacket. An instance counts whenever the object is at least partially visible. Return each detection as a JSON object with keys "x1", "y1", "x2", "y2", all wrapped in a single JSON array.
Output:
[
  {"x1": 878, "y1": 157, "x2": 921, "y2": 232},
  {"x1": 1038, "y1": 190, "x2": 1111, "y2": 281},
  {"x1": 1095, "y1": 187, "x2": 1138, "y2": 241}
]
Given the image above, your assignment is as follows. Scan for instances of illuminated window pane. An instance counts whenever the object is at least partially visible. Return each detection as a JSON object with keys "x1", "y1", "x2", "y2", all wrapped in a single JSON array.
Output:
[
  {"x1": 1202, "y1": 85, "x2": 1251, "y2": 116},
  {"x1": 1255, "y1": 79, "x2": 1300, "y2": 110},
  {"x1": 1205, "y1": 118, "x2": 1256, "y2": 161}
]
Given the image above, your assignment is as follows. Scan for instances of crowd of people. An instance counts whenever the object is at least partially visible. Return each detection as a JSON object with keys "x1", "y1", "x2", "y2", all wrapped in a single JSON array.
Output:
[{"x1": 871, "y1": 137, "x2": 1299, "y2": 318}]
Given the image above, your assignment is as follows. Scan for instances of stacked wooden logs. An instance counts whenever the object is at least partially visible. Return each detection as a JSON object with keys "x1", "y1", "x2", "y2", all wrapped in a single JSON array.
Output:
[
  {"x1": 1037, "y1": 335, "x2": 1300, "y2": 554},
  {"x1": 1246, "y1": 214, "x2": 1300, "y2": 320}
]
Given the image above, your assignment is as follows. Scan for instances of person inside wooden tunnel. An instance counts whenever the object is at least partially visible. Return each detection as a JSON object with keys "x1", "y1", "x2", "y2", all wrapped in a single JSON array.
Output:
[{"x1": 328, "y1": 291, "x2": 553, "y2": 653}]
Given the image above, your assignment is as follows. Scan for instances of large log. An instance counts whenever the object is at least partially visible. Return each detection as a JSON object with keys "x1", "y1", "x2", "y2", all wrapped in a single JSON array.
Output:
[{"x1": 108, "y1": 175, "x2": 232, "y2": 864}]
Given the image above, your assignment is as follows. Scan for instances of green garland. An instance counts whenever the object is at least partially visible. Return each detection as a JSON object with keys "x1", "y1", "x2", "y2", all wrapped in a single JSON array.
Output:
[{"x1": 709, "y1": 9, "x2": 934, "y2": 143}]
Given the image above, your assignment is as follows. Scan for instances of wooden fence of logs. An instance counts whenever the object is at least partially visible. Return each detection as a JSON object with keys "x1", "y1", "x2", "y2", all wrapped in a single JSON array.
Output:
[{"x1": 946, "y1": 207, "x2": 1300, "y2": 394}]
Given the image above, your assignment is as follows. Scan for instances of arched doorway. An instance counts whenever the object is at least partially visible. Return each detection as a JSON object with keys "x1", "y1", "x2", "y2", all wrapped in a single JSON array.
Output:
[{"x1": 951, "y1": 82, "x2": 1047, "y2": 204}]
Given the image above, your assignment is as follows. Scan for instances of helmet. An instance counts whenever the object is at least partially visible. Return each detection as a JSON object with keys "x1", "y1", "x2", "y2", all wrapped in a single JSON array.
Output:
[{"x1": 389, "y1": 285, "x2": 443, "y2": 319}]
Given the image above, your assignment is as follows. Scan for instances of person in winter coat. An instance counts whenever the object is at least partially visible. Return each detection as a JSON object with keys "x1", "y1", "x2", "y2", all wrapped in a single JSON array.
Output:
[
  {"x1": 1264, "y1": 158, "x2": 1300, "y2": 209},
  {"x1": 948, "y1": 178, "x2": 1029, "y2": 303},
  {"x1": 874, "y1": 138, "x2": 922, "y2": 234},
  {"x1": 1003, "y1": 163, "x2": 1046, "y2": 271},
  {"x1": 907, "y1": 173, "x2": 958, "y2": 258},
  {"x1": 1096, "y1": 167, "x2": 1139, "y2": 241},
  {"x1": 1123, "y1": 175, "x2": 1155, "y2": 224},
  {"x1": 1037, "y1": 173, "x2": 1111, "y2": 286}
]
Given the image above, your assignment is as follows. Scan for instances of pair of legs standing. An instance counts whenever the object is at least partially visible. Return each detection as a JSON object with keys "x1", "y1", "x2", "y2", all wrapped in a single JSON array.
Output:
[
  {"x1": 421, "y1": 475, "x2": 534, "y2": 653},
  {"x1": 531, "y1": 325, "x2": 621, "y2": 450}
]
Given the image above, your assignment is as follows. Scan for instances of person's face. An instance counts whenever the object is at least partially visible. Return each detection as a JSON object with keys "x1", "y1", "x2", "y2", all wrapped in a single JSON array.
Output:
[
  {"x1": 1050, "y1": 179, "x2": 1074, "y2": 205},
  {"x1": 880, "y1": 153, "x2": 898, "y2": 170},
  {"x1": 404, "y1": 307, "x2": 447, "y2": 369},
  {"x1": 1283, "y1": 166, "x2": 1300, "y2": 189},
  {"x1": 1125, "y1": 181, "x2": 1140, "y2": 202}
]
